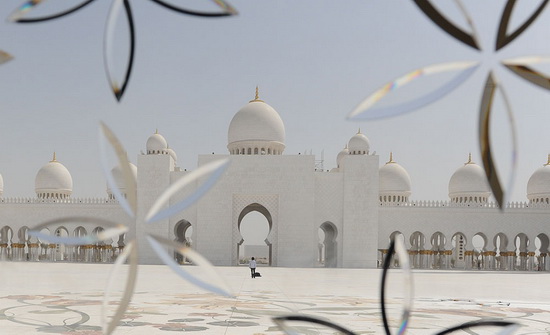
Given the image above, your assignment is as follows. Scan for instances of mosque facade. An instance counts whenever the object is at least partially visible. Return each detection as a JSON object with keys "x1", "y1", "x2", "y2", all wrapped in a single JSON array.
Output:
[{"x1": 1, "y1": 93, "x2": 550, "y2": 271}]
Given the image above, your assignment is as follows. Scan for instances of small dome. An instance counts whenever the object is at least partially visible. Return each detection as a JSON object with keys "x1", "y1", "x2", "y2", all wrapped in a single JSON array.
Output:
[
  {"x1": 146, "y1": 130, "x2": 168, "y2": 154},
  {"x1": 379, "y1": 153, "x2": 411, "y2": 202},
  {"x1": 348, "y1": 129, "x2": 370, "y2": 155},
  {"x1": 107, "y1": 162, "x2": 138, "y2": 199},
  {"x1": 336, "y1": 145, "x2": 349, "y2": 169},
  {"x1": 166, "y1": 148, "x2": 177, "y2": 163},
  {"x1": 0, "y1": 173, "x2": 3, "y2": 196},
  {"x1": 448, "y1": 154, "x2": 490, "y2": 203},
  {"x1": 227, "y1": 88, "x2": 285, "y2": 155},
  {"x1": 527, "y1": 156, "x2": 550, "y2": 203},
  {"x1": 35, "y1": 153, "x2": 73, "y2": 199}
]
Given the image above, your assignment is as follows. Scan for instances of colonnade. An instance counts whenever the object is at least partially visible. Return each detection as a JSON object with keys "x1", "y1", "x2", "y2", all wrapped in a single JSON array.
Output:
[
  {"x1": 379, "y1": 248, "x2": 549, "y2": 271},
  {"x1": 0, "y1": 241, "x2": 124, "y2": 263},
  {"x1": 0, "y1": 225, "x2": 127, "y2": 263},
  {"x1": 379, "y1": 230, "x2": 550, "y2": 272}
]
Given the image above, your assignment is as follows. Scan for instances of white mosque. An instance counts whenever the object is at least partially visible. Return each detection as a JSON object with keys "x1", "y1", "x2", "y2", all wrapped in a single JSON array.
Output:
[{"x1": 1, "y1": 91, "x2": 550, "y2": 271}]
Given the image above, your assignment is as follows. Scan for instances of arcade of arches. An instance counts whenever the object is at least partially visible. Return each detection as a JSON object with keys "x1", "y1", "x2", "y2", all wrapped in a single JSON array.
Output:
[
  {"x1": 380, "y1": 231, "x2": 550, "y2": 271},
  {"x1": 2, "y1": 222, "x2": 550, "y2": 272},
  {"x1": 0, "y1": 225, "x2": 125, "y2": 263}
]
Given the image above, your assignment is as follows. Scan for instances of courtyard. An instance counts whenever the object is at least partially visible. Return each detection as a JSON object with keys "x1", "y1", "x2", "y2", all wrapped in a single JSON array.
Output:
[{"x1": 1, "y1": 263, "x2": 550, "y2": 334}]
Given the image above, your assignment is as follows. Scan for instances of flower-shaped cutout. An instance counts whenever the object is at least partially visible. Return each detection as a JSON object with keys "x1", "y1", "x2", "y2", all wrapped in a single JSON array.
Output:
[
  {"x1": 273, "y1": 236, "x2": 519, "y2": 335},
  {"x1": 28, "y1": 122, "x2": 231, "y2": 335},
  {"x1": 349, "y1": 0, "x2": 550, "y2": 209},
  {"x1": 9, "y1": 0, "x2": 237, "y2": 101}
]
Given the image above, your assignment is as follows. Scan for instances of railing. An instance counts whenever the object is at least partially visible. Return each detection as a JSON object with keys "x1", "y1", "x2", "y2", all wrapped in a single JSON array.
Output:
[
  {"x1": 380, "y1": 200, "x2": 550, "y2": 209},
  {"x1": 0, "y1": 197, "x2": 119, "y2": 204}
]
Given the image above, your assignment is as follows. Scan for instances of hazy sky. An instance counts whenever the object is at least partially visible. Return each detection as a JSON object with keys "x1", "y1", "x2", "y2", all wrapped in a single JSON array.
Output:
[{"x1": 1, "y1": 0, "x2": 550, "y2": 206}]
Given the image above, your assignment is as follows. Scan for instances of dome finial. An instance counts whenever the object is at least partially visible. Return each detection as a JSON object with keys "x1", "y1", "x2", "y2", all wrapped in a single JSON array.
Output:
[
  {"x1": 387, "y1": 152, "x2": 394, "y2": 164},
  {"x1": 545, "y1": 154, "x2": 550, "y2": 166},
  {"x1": 155, "y1": 128, "x2": 158, "y2": 134},
  {"x1": 465, "y1": 153, "x2": 473, "y2": 165},
  {"x1": 250, "y1": 86, "x2": 264, "y2": 103},
  {"x1": 357, "y1": 128, "x2": 361, "y2": 134},
  {"x1": 51, "y1": 152, "x2": 57, "y2": 162}
]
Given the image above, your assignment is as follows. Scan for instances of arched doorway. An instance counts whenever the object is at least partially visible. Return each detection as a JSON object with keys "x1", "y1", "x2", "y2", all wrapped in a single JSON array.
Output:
[
  {"x1": 92, "y1": 227, "x2": 106, "y2": 263},
  {"x1": 536, "y1": 233, "x2": 549, "y2": 271},
  {"x1": 493, "y1": 233, "x2": 509, "y2": 270},
  {"x1": 73, "y1": 226, "x2": 87, "y2": 262},
  {"x1": 237, "y1": 203, "x2": 272, "y2": 266},
  {"x1": 430, "y1": 232, "x2": 446, "y2": 269},
  {"x1": 54, "y1": 227, "x2": 69, "y2": 261},
  {"x1": 410, "y1": 231, "x2": 425, "y2": 269},
  {"x1": 451, "y1": 232, "x2": 467, "y2": 269},
  {"x1": 174, "y1": 220, "x2": 193, "y2": 264},
  {"x1": 37, "y1": 227, "x2": 50, "y2": 261},
  {"x1": 0, "y1": 226, "x2": 13, "y2": 261},
  {"x1": 389, "y1": 231, "x2": 405, "y2": 268},
  {"x1": 15, "y1": 226, "x2": 29, "y2": 261},
  {"x1": 472, "y1": 233, "x2": 488, "y2": 269},
  {"x1": 514, "y1": 233, "x2": 530, "y2": 271},
  {"x1": 318, "y1": 222, "x2": 337, "y2": 268}
]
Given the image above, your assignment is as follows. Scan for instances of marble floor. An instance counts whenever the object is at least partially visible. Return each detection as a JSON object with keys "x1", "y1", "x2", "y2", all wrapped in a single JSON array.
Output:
[{"x1": 1, "y1": 262, "x2": 550, "y2": 335}]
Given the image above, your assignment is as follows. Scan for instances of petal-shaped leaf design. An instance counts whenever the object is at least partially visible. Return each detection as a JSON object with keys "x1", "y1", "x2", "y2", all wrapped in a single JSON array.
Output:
[
  {"x1": 348, "y1": 61, "x2": 479, "y2": 120},
  {"x1": 99, "y1": 122, "x2": 137, "y2": 217},
  {"x1": 28, "y1": 216, "x2": 128, "y2": 245},
  {"x1": 479, "y1": 72, "x2": 518, "y2": 210},
  {"x1": 9, "y1": 0, "x2": 97, "y2": 23},
  {"x1": 413, "y1": 0, "x2": 481, "y2": 50},
  {"x1": 272, "y1": 315, "x2": 356, "y2": 335},
  {"x1": 434, "y1": 320, "x2": 518, "y2": 335},
  {"x1": 0, "y1": 50, "x2": 14, "y2": 65},
  {"x1": 145, "y1": 158, "x2": 230, "y2": 223},
  {"x1": 146, "y1": 234, "x2": 233, "y2": 297},
  {"x1": 102, "y1": 241, "x2": 138, "y2": 335},
  {"x1": 149, "y1": 0, "x2": 237, "y2": 17},
  {"x1": 496, "y1": 0, "x2": 549, "y2": 51},
  {"x1": 104, "y1": 0, "x2": 135, "y2": 102},
  {"x1": 502, "y1": 56, "x2": 550, "y2": 90},
  {"x1": 380, "y1": 235, "x2": 413, "y2": 335}
]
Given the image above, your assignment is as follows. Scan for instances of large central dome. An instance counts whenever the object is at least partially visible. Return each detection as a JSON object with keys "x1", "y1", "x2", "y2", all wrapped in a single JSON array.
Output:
[{"x1": 227, "y1": 89, "x2": 285, "y2": 155}]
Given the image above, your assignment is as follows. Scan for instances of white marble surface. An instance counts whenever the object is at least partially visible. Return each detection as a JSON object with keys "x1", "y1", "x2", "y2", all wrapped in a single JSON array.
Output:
[{"x1": 1, "y1": 263, "x2": 549, "y2": 335}]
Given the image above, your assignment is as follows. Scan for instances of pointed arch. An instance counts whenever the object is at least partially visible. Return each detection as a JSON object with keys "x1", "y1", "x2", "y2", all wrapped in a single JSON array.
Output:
[
  {"x1": 451, "y1": 232, "x2": 467, "y2": 269},
  {"x1": 409, "y1": 231, "x2": 425, "y2": 250},
  {"x1": 232, "y1": 195, "x2": 278, "y2": 266},
  {"x1": 319, "y1": 221, "x2": 338, "y2": 268},
  {"x1": 237, "y1": 203, "x2": 273, "y2": 266},
  {"x1": 174, "y1": 219, "x2": 193, "y2": 264}
]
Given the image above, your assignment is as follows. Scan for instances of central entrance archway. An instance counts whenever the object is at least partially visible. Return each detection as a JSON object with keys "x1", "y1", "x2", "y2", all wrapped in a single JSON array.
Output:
[{"x1": 237, "y1": 203, "x2": 273, "y2": 266}]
